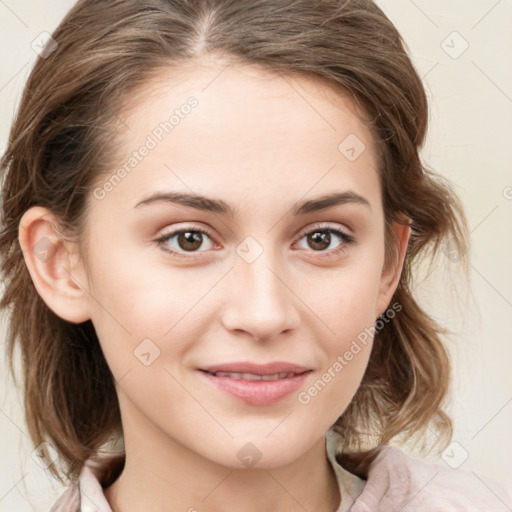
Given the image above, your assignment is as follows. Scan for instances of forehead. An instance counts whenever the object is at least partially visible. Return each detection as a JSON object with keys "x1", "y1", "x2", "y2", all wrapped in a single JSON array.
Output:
[{"x1": 94, "y1": 58, "x2": 380, "y2": 218}]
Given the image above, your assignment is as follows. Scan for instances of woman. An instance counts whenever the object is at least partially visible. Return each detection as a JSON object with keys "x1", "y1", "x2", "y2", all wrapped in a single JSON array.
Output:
[{"x1": 1, "y1": 0, "x2": 510, "y2": 510}]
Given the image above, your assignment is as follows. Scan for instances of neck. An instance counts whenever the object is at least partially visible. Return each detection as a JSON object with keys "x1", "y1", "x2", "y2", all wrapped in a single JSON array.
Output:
[{"x1": 104, "y1": 403, "x2": 340, "y2": 512}]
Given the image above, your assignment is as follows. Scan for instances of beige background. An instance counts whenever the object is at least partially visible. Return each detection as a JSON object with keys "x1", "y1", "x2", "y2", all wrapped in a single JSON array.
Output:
[{"x1": 1, "y1": 1, "x2": 511, "y2": 510}]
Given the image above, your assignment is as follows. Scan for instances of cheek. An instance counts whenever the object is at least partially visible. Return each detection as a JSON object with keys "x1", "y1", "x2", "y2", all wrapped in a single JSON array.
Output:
[
  {"x1": 86, "y1": 230, "x2": 206, "y2": 332},
  {"x1": 84, "y1": 249, "x2": 230, "y2": 394},
  {"x1": 298, "y1": 280, "x2": 378, "y2": 425},
  {"x1": 321, "y1": 278, "x2": 377, "y2": 382},
  {"x1": 301, "y1": 248, "x2": 383, "y2": 407},
  {"x1": 308, "y1": 248, "x2": 384, "y2": 338}
]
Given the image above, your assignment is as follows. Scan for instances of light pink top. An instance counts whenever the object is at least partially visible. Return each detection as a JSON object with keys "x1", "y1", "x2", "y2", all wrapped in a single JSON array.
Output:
[{"x1": 50, "y1": 430, "x2": 512, "y2": 511}]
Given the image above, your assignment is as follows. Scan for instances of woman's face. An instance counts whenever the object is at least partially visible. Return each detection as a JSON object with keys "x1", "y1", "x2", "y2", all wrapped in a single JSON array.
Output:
[{"x1": 76, "y1": 59, "x2": 405, "y2": 468}]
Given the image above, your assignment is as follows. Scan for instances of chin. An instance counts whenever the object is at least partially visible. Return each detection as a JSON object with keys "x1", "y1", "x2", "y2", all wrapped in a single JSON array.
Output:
[{"x1": 200, "y1": 432, "x2": 318, "y2": 471}]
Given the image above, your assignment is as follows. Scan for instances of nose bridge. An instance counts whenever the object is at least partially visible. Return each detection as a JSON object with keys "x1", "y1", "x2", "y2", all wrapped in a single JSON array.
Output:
[{"x1": 222, "y1": 237, "x2": 300, "y2": 339}]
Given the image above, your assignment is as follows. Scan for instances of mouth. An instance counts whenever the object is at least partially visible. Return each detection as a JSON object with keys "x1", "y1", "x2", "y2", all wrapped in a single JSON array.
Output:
[
  {"x1": 202, "y1": 370, "x2": 302, "y2": 381},
  {"x1": 198, "y1": 361, "x2": 312, "y2": 405}
]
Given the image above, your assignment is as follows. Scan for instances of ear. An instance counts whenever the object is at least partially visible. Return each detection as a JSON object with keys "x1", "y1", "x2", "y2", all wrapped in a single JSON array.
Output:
[
  {"x1": 18, "y1": 206, "x2": 91, "y2": 324},
  {"x1": 375, "y1": 218, "x2": 411, "y2": 317}
]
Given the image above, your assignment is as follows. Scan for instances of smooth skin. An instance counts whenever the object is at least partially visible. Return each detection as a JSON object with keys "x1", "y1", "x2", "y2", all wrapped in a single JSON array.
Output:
[{"x1": 19, "y1": 56, "x2": 410, "y2": 512}]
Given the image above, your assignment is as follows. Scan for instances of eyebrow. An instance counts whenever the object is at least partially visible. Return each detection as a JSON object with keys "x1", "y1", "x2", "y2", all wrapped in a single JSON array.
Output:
[{"x1": 134, "y1": 190, "x2": 371, "y2": 216}]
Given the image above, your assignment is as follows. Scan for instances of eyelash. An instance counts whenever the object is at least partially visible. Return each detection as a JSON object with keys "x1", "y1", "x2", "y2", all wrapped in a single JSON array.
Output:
[{"x1": 155, "y1": 223, "x2": 355, "y2": 260}]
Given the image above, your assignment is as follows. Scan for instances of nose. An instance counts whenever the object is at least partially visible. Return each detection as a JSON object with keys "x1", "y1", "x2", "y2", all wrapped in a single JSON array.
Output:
[{"x1": 220, "y1": 246, "x2": 301, "y2": 342}]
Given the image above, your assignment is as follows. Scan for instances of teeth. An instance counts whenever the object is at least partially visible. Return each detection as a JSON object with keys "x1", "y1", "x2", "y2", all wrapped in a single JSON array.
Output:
[{"x1": 212, "y1": 371, "x2": 295, "y2": 380}]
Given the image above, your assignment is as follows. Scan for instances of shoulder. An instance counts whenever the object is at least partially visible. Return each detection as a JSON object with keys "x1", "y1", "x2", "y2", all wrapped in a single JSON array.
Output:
[{"x1": 349, "y1": 445, "x2": 512, "y2": 511}]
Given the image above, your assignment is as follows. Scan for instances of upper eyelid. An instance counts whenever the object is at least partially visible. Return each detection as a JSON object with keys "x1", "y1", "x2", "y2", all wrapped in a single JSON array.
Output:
[
  {"x1": 157, "y1": 224, "x2": 217, "y2": 242},
  {"x1": 157, "y1": 222, "x2": 352, "y2": 247},
  {"x1": 295, "y1": 222, "x2": 351, "y2": 238}
]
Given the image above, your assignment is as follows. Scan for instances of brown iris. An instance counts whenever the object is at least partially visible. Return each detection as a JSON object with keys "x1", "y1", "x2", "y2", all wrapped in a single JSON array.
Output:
[
  {"x1": 307, "y1": 231, "x2": 331, "y2": 251},
  {"x1": 177, "y1": 231, "x2": 204, "y2": 251}
]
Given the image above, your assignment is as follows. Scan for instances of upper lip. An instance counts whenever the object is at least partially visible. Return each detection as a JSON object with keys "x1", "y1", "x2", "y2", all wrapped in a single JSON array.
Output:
[{"x1": 199, "y1": 361, "x2": 311, "y2": 375}]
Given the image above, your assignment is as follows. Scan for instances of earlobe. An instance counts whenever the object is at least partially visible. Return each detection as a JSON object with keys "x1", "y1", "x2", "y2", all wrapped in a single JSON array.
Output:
[
  {"x1": 18, "y1": 206, "x2": 91, "y2": 324},
  {"x1": 376, "y1": 219, "x2": 411, "y2": 317}
]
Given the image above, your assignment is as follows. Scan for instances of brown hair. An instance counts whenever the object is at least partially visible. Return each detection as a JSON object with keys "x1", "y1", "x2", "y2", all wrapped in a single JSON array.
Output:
[{"x1": 0, "y1": 0, "x2": 468, "y2": 484}]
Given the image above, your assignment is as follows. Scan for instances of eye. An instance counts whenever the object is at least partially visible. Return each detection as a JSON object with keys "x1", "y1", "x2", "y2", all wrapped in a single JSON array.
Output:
[
  {"x1": 155, "y1": 226, "x2": 217, "y2": 256},
  {"x1": 295, "y1": 225, "x2": 355, "y2": 256},
  {"x1": 155, "y1": 223, "x2": 355, "y2": 259}
]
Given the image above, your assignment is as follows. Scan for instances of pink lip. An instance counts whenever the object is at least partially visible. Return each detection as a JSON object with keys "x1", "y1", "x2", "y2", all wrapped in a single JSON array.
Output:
[{"x1": 198, "y1": 361, "x2": 312, "y2": 406}]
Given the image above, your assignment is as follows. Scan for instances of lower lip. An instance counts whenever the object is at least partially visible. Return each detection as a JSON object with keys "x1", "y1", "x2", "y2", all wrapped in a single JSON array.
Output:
[{"x1": 199, "y1": 371, "x2": 311, "y2": 406}]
